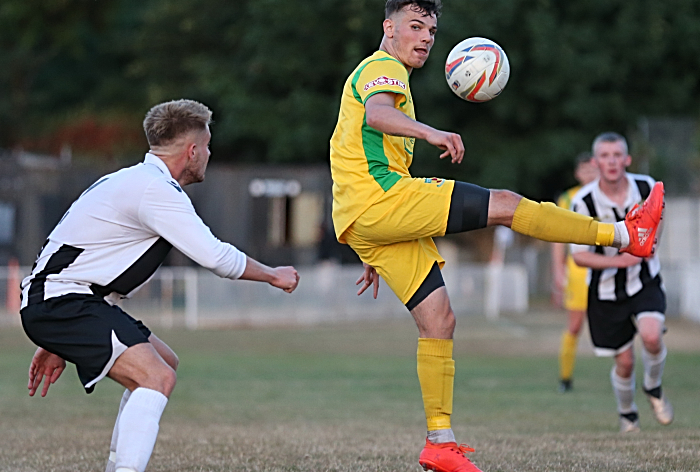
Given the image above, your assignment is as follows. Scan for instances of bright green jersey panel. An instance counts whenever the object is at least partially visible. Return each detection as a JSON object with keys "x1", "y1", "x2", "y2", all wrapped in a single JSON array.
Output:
[{"x1": 330, "y1": 50, "x2": 415, "y2": 241}]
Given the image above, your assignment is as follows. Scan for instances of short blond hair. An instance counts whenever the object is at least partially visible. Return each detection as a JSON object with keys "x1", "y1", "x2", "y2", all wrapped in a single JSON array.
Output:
[{"x1": 143, "y1": 99, "x2": 212, "y2": 146}]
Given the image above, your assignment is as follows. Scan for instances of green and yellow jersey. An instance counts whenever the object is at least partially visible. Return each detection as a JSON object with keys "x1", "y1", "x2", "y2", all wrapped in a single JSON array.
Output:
[
  {"x1": 330, "y1": 50, "x2": 415, "y2": 242},
  {"x1": 556, "y1": 186, "x2": 581, "y2": 213}
]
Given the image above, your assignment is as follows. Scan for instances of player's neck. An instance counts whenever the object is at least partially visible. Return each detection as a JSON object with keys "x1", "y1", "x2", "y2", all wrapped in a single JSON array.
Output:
[
  {"x1": 379, "y1": 39, "x2": 413, "y2": 74},
  {"x1": 598, "y1": 174, "x2": 629, "y2": 207}
]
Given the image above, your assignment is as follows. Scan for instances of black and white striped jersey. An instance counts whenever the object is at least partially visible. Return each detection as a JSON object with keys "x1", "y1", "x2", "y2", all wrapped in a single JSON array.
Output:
[
  {"x1": 570, "y1": 173, "x2": 661, "y2": 302},
  {"x1": 20, "y1": 153, "x2": 247, "y2": 309}
]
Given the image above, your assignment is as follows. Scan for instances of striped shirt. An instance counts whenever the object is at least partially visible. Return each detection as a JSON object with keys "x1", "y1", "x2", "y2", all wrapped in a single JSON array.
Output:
[
  {"x1": 21, "y1": 153, "x2": 247, "y2": 309},
  {"x1": 570, "y1": 173, "x2": 661, "y2": 302}
]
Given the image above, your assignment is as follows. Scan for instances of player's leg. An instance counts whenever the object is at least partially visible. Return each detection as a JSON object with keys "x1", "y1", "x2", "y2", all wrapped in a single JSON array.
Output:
[
  {"x1": 558, "y1": 309, "x2": 585, "y2": 392},
  {"x1": 343, "y1": 231, "x2": 480, "y2": 471},
  {"x1": 637, "y1": 313, "x2": 673, "y2": 425},
  {"x1": 447, "y1": 182, "x2": 665, "y2": 257},
  {"x1": 612, "y1": 347, "x2": 640, "y2": 433},
  {"x1": 585, "y1": 291, "x2": 640, "y2": 432},
  {"x1": 106, "y1": 334, "x2": 178, "y2": 472},
  {"x1": 107, "y1": 343, "x2": 175, "y2": 472},
  {"x1": 408, "y1": 271, "x2": 481, "y2": 472},
  {"x1": 558, "y1": 259, "x2": 588, "y2": 392}
]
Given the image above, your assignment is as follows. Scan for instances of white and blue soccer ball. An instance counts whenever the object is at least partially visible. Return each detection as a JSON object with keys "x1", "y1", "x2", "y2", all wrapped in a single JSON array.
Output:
[{"x1": 445, "y1": 37, "x2": 510, "y2": 103}]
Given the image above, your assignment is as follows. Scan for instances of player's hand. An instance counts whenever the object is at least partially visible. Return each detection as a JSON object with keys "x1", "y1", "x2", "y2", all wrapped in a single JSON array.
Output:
[
  {"x1": 271, "y1": 266, "x2": 300, "y2": 293},
  {"x1": 425, "y1": 129, "x2": 464, "y2": 164},
  {"x1": 356, "y1": 263, "x2": 379, "y2": 299},
  {"x1": 615, "y1": 253, "x2": 643, "y2": 268},
  {"x1": 28, "y1": 347, "x2": 66, "y2": 397}
]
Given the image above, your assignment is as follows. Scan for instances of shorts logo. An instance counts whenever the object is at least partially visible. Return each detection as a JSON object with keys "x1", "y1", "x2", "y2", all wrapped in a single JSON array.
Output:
[
  {"x1": 424, "y1": 177, "x2": 445, "y2": 187},
  {"x1": 364, "y1": 76, "x2": 406, "y2": 91}
]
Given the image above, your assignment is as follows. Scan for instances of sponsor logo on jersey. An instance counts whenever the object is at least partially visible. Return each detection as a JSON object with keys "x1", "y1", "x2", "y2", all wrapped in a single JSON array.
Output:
[
  {"x1": 167, "y1": 181, "x2": 183, "y2": 193},
  {"x1": 424, "y1": 177, "x2": 445, "y2": 187},
  {"x1": 364, "y1": 76, "x2": 406, "y2": 91}
]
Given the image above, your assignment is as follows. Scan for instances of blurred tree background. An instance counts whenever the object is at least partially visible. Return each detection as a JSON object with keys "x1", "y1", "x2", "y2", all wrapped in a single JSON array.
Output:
[{"x1": 1, "y1": 0, "x2": 699, "y2": 199}]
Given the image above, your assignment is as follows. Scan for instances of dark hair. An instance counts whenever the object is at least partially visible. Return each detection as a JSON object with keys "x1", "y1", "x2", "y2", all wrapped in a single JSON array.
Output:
[
  {"x1": 592, "y1": 131, "x2": 628, "y2": 155},
  {"x1": 143, "y1": 99, "x2": 213, "y2": 147},
  {"x1": 385, "y1": 0, "x2": 442, "y2": 18},
  {"x1": 575, "y1": 151, "x2": 593, "y2": 166}
]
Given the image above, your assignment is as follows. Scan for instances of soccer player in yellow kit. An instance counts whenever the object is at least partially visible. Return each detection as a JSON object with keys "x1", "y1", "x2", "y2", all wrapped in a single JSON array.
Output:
[
  {"x1": 329, "y1": 1, "x2": 664, "y2": 471},
  {"x1": 552, "y1": 153, "x2": 599, "y2": 393}
]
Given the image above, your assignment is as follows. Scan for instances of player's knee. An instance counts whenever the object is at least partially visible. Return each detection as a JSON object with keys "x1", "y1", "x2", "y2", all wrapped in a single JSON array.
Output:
[
  {"x1": 616, "y1": 356, "x2": 634, "y2": 377},
  {"x1": 157, "y1": 366, "x2": 177, "y2": 396},
  {"x1": 641, "y1": 332, "x2": 662, "y2": 354}
]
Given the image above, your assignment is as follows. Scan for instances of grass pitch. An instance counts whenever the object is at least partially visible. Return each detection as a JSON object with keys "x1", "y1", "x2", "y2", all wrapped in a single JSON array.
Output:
[{"x1": 1, "y1": 309, "x2": 700, "y2": 471}]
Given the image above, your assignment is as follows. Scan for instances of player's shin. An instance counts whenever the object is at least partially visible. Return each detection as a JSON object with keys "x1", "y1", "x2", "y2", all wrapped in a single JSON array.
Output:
[
  {"x1": 559, "y1": 331, "x2": 578, "y2": 382},
  {"x1": 106, "y1": 389, "x2": 132, "y2": 472},
  {"x1": 642, "y1": 344, "x2": 667, "y2": 392},
  {"x1": 115, "y1": 388, "x2": 168, "y2": 472},
  {"x1": 417, "y1": 338, "x2": 456, "y2": 443},
  {"x1": 511, "y1": 199, "x2": 619, "y2": 247}
]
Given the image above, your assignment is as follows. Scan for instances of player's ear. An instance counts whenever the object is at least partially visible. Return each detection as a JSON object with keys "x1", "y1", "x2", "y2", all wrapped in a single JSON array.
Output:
[
  {"x1": 383, "y1": 18, "x2": 394, "y2": 38},
  {"x1": 625, "y1": 155, "x2": 632, "y2": 167},
  {"x1": 186, "y1": 142, "x2": 197, "y2": 160}
]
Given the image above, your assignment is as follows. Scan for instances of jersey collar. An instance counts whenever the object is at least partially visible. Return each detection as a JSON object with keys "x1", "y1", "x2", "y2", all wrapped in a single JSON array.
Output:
[
  {"x1": 143, "y1": 153, "x2": 174, "y2": 179},
  {"x1": 593, "y1": 173, "x2": 641, "y2": 212}
]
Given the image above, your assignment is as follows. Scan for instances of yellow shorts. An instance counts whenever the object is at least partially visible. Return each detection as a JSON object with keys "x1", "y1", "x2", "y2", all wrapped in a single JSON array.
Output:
[
  {"x1": 564, "y1": 256, "x2": 588, "y2": 311},
  {"x1": 342, "y1": 177, "x2": 455, "y2": 304}
]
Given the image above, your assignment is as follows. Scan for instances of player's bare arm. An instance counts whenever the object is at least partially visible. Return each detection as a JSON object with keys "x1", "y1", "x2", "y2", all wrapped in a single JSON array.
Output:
[
  {"x1": 365, "y1": 92, "x2": 464, "y2": 163},
  {"x1": 239, "y1": 256, "x2": 300, "y2": 293},
  {"x1": 28, "y1": 347, "x2": 65, "y2": 397},
  {"x1": 572, "y1": 251, "x2": 642, "y2": 270}
]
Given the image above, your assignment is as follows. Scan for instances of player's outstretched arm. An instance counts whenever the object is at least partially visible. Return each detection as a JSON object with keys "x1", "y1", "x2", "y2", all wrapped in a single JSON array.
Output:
[
  {"x1": 365, "y1": 93, "x2": 464, "y2": 163},
  {"x1": 572, "y1": 251, "x2": 641, "y2": 270},
  {"x1": 238, "y1": 256, "x2": 300, "y2": 293},
  {"x1": 28, "y1": 347, "x2": 66, "y2": 397}
]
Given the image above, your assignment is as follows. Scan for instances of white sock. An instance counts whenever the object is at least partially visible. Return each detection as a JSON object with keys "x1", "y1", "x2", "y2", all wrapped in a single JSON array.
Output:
[
  {"x1": 106, "y1": 389, "x2": 132, "y2": 472},
  {"x1": 611, "y1": 367, "x2": 637, "y2": 414},
  {"x1": 115, "y1": 388, "x2": 168, "y2": 472},
  {"x1": 642, "y1": 345, "x2": 667, "y2": 391},
  {"x1": 612, "y1": 221, "x2": 629, "y2": 249},
  {"x1": 427, "y1": 428, "x2": 456, "y2": 444}
]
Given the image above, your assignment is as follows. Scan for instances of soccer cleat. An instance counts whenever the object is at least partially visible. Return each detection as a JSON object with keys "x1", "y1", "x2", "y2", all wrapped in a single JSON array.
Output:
[
  {"x1": 558, "y1": 379, "x2": 573, "y2": 393},
  {"x1": 419, "y1": 438, "x2": 482, "y2": 472},
  {"x1": 646, "y1": 390, "x2": 674, "y2": 425},
  {"x1": 619, "y1": 414, "x2": 640, "y2": 434},
  {"x1": 621, "y1": 182, "x2": 665, "y2": 258}
]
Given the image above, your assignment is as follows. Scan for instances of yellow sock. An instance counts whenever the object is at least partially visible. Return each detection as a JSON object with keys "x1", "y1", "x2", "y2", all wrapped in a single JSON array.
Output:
[
  {"x1": 559, "y1": 331, "x2": 578, "y2": 381},
  {"x1": 417, "y1": 338, "x2": 455, "y2": 431},
  {"x1": 511, "y1": 198, "x2": 615, "y2": 246}
]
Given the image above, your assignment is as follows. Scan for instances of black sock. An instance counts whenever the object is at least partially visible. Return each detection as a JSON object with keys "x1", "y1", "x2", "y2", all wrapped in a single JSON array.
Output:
[
  {"x1": 644, "y1": 386, "x2": 662, "y2": 399},
  {"x1": 621, "y1": 411, "x2": 639, "y2": 422}
]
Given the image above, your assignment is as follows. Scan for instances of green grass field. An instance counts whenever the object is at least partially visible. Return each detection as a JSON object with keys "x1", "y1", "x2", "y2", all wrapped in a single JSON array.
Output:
[{"x1": 1, "y1": 310, "x2": 699, "y2": 471}]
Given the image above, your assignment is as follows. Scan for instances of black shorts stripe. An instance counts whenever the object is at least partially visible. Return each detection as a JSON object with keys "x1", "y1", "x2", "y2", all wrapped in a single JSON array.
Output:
[
  {"x1": 406, "y1": 262, "x2": 445, "y2": 311},
  {"x1": 27, "y1": 245, "x2": 84, "y2": 306},
  {"x1": 446, "y1": 181, "x2": 490, "y2": 234}
]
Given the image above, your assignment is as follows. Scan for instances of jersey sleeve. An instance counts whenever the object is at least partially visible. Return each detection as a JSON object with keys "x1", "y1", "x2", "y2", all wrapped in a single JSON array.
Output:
[
  {"x1": 353, "y1": 59, "x2": 410, "y2": 104},
  {"x1": 138, "y1": 179, "x2": 247, "y2": 279}
]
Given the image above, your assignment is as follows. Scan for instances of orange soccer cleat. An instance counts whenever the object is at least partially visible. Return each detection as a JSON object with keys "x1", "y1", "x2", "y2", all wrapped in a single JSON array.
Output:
[
  {"x1": 621, "y1": 182, "x2": 665, "y2": 258},
  {"x1": 419, "y1": 439, "x2": 483, "y2": 472}
]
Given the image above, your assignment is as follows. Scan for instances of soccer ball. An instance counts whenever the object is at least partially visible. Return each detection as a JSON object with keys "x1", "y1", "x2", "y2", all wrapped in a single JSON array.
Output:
[{"x1": 445, "y1": 37, "x2": 510, "y2": 103}]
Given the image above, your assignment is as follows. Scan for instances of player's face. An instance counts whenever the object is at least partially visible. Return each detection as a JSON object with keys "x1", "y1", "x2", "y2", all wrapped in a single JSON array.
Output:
[
  {"x1": 594, "y1": 141, "x2": 631, "y2": 184},
  {"x1": 386, "y1": 7, "x2": 437, "y2": 70},
  {"x1": 184, "y1": 126, "x2": 211, "y2": 185},
  {"x1": 575, "y1": 160, "x2": 599, "y2": 185}
]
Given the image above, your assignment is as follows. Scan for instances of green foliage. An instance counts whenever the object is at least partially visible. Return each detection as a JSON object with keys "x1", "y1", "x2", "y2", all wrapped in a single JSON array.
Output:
[{"x1": 1, "y1": 0, "x2": 699, "y2": 194}]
